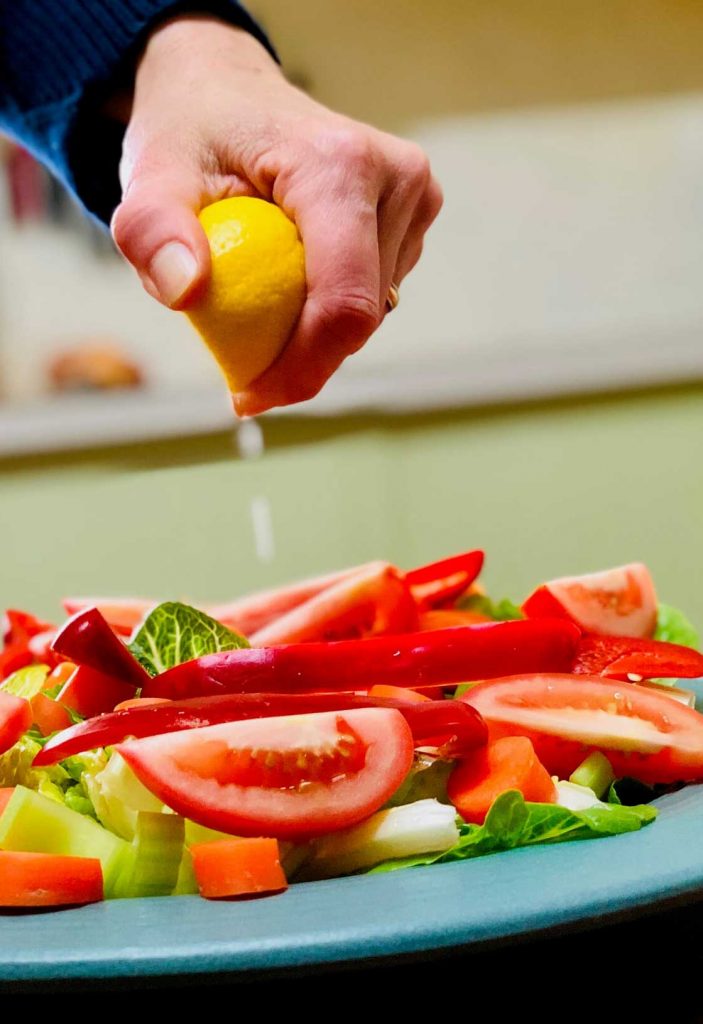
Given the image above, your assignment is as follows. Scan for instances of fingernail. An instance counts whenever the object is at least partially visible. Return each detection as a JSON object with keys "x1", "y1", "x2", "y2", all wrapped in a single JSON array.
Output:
[
  {"x1": 148, "y1": 242, "x2": 198, "y2": 307},
  {"x1": 232, "y1": 392, "x2": 258, "y2": 418}
]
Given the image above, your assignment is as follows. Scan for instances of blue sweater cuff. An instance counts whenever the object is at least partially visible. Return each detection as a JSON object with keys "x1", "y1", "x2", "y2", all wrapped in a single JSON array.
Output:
[{"x1": 0, "y1": 1, "x2": 276, "y2": 223}]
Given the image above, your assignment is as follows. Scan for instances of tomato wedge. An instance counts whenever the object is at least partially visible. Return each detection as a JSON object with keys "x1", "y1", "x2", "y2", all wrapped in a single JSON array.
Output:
[
  {"x1": 462, "y1": 673, "x2": 703, "y2": 783},
  {"x1": 523, "y1": 564, "x2": 657, "y2": 638},
  {"x1": 0, "y1": 692, "x2": 32, "y2": 756},
  {"x1": 117, "y1": 708, "x2": 415, "y2": 840},
  {"x1": 573, "y1": 633, "x2": 703, "y2": 679}
]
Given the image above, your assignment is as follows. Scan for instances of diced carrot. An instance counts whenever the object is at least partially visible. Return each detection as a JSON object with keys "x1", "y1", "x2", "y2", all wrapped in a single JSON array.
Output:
[
  {"x1": 447, "y1": 736, "x2": 557, "y2": 825},
  {"x1": 0, "y1": 788, "x2": 15, "y2": 817},
  {"x1": 113, "y1": 697, "x2": 173, "y2": 712},
  {"x1": 419, "y1": 609, "x2": 492, "y2": 629},
  {"x1": 0, "y1": 851, "x2": 103, "y2": 906},
  {"x1": 30, "y1": 692, "x2": 72, "y2": 736},
  {"x1": 44, "y1": 662, "x2": 77, "y2": 690},
  {"x1": 190, "y1": 838, "x2": 288, "y2": 900},
  {"x1": 368, "y1": 684, "x2": 429, "y2": 703}
]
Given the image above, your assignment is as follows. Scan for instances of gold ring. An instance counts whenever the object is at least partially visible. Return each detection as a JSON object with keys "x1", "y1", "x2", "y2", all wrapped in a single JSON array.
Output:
[{"x1": 386, "y1": 282, "x2": 400, "y2": 313}]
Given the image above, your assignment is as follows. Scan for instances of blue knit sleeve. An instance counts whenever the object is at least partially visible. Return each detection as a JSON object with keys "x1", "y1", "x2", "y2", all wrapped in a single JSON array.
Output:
[{"x1": 0, "y1": 1, "x2": 275, "y2": 224}]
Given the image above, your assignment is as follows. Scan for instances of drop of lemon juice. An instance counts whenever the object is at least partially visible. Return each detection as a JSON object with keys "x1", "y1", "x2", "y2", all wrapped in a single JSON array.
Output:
[{"x1": 234, "y1": 418, "x2": 275, "y2": 564}]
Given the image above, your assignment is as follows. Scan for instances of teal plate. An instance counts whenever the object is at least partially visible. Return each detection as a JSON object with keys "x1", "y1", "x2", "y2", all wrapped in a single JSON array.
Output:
[
  {"x1": 5, "y1": 676, "x2": 703, "y2": 982},
  {"x1": 0, "y1": 783, "x2": 702, "y2": 983}
]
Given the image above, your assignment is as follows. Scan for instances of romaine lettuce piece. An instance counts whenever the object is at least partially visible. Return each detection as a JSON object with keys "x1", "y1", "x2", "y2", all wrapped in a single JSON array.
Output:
[{"x1": 129, "y1": 601, "x2": 249, "y2": 676}]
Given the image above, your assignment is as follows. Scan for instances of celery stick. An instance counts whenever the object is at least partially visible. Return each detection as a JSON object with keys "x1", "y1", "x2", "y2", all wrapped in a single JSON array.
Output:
[
  {"x1": 0, "y1": 785, "x2": 133, "y2": 898},
  {"x1": 569, "y1": 752, "x2": 615, "y2": 799},
  {"x1": 116, "y1": 812, "x2": 185, "y2": 899}
]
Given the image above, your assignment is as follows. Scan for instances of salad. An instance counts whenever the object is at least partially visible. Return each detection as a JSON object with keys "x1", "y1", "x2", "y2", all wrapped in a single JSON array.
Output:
[{"x1": 0, "y1": 551, "x2": 702, "y2": 907}]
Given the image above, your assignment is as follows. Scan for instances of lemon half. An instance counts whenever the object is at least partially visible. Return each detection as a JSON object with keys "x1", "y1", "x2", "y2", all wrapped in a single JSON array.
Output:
[{"x1": 186, "y1": 197, "x2": 306, "y2": 392}]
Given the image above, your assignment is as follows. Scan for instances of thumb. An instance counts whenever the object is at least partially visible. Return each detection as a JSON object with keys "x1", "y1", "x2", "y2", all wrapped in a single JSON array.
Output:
[{"x1": 111, "y1": 168, "x2": 210, "y2": 309}]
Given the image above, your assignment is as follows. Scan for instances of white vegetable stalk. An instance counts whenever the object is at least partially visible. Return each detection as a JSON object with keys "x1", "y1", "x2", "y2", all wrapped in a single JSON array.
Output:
[{"x1": 303, "y1": 798, "x2": 459, "y2": 879}]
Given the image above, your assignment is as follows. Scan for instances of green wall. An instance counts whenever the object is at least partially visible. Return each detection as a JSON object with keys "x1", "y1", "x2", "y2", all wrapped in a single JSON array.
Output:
[{"x1": 2, "y1": 385, "x2": 701, "y2": 626}]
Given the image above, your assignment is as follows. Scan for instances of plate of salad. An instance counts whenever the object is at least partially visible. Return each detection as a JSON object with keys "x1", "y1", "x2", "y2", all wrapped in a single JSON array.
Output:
[{"x1": 1, "y1": 552, "x2": 703, "y2": 984}]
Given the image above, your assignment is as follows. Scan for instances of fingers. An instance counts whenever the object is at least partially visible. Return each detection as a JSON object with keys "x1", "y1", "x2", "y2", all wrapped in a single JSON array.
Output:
[
  {"x1": 111, "y1": 156, "x2": 211, "y2": 308},
  {"x1": 233, "y1": 179, "x2": 383, "y2": 416},
  {"x1": 375, "y1": 144, "x2": 434, "y2": 306},
  {"x1": 392, "y1": 174, "x2": 443, "y2": 285}
]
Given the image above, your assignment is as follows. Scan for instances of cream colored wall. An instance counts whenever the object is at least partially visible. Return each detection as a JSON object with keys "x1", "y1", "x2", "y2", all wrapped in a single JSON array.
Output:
[
  {"x1": 3, "y1": 387, "x2": 702, "y2": 628},
  {"x1": 249, "y1": 0, "x2": 703, "y2": 125}
]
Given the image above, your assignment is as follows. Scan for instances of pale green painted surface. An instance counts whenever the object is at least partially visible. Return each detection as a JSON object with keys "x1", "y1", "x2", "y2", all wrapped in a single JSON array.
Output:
[{"x1": 1, "y1": 386, "x2": 702, "y2": 627}]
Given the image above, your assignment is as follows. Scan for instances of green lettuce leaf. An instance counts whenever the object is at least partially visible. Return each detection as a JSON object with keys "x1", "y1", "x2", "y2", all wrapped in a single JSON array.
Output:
[
  {"x1": 1, "y1": 664, "x2": 49, "y2": 699},
  {"x1": 369, "y1": 790, "x2": 657, "y2": 873},
  {"x1": 456, "y1": 594, "x2": 523, "y2": 621},
  {"x1": 0, "y1": 734, "x2": 106, "y2": 818},
  {"x1": 128, "y1": 601, "x2": 249, "y2": 676},
  {"x1": 654, "y1": 604, "x2": 700, "y2": 650}
]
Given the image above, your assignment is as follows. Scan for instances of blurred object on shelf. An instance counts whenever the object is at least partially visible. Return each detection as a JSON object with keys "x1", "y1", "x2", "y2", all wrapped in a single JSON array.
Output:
[
  {"x1": 48, "y1": 340, "x2": 144, "y2": 393},
  {"x1": 4, "y1": 144, "x2": 45, "y2": 224}
]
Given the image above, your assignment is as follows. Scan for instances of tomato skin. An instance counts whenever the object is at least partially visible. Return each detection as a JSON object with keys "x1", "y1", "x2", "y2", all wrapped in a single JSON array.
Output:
[
  {"x1": 0, "y1": 644, "x2": 33, "y2": 683},
  {"x1": 523, "y1": 564, "x2": 657, "y2": 638},
  {"x1": 462, "y1": 673, "x2": 703, "y2": 784},
  {"x1": 0, "y1": 693, "x2": 32, "y2": 756},
  {"x1": 448, "y1": 737, "x2": 556, "y2": 824},
  {"x1": 117, "y1": 708, "x2": 415, "y2": 840}
]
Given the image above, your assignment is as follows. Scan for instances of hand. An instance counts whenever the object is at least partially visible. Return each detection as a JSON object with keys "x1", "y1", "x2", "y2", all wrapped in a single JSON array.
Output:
[{"x1": 111, "y1": 16, "x2": 443, "y2": 415}]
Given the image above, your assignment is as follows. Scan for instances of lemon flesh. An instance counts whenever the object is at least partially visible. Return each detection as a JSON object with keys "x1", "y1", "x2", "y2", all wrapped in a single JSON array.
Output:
[{"x1": 186, "y1": 197, "x2": 306, "y2": 392}]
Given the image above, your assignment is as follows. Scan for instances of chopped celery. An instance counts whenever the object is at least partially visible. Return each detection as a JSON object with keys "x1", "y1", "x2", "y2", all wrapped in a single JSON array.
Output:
[
  {"x1": 173, "y1": 848, "x2": 199, "y2": 895},
  {"x1": 1, "y1": 664, "x2": 49, "y2": 699},
  {"x1": 555, "y1": 780, "x2": 602, "y2": 811},
  {"x1": 569, "y1": 752, "x2": 615, "y2": 799},
  {"x1": 184, "y1": 819, "x2": 232, "y2": 846},
  {"x1": 385, "y1": 753, "x2": 453, "y2": 808},
  {"x1": 0, "y1": 785, "x2": 133, "y2": 898},
  {"x1": 300, "y1": 799, "x2": 459, "y2": 879},
  {"x1": 637, "y1": 680, "x2": 697, "y2": 707},
  {"x1": 85, "y1": 752, "x2": 163, "y2": 840},
  {"x1": 116, "y1": 812, "x2": 185, "y2": 899}
]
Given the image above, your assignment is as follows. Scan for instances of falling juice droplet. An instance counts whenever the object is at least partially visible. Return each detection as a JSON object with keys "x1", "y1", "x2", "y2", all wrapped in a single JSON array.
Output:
[{"x1": 233, "y1": 417, "x2": 275, "y2": 565}]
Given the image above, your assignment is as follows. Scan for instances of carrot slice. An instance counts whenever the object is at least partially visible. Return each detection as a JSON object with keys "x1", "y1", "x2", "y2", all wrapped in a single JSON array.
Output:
[
  {"x1": 0, "y1": 788, "x2": 15, "y2": 817},
  {"x1": 190, "y1": 838, "x2": 288, "y2": 899},
  {"x1": 0, "y1": 851, "x2": 103, "y2": 906},
  {"x1": 447, "y1": 736, "x2": 557, "y2": 825},
  {"x1": 368, "y1": 684, "x2": 429, "y2": 703}
]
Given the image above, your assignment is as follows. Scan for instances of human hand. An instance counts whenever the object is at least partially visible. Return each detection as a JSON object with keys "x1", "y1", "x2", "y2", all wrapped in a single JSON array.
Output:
[{"x1": 111, "y1": 15, "x2": 443, "y2": 415}]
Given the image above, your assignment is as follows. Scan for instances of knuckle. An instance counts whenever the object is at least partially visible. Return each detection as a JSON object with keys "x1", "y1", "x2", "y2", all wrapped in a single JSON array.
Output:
[
  {"x1": 316, "y1": 292, "x2": 380, "y2": 340},
  {"x1": 400, "y1": 143, "x2": 432, "y2": 188},
  {"x1": 324, "y1": 127, "x2": 376, "y2": 176},
  {"x1": 110, "y1": 199, "x2": 157, "y2": 257}
]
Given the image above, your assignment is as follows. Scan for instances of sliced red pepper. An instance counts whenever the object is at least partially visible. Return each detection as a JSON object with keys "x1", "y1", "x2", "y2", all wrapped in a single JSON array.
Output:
[
  {"x1": 3, "y1": 609, "x2": 55, "y2": 646},
  {"x1": 407, "y1": 550, "x2": 484, "y2": 609},
  {"x1": 51, "y1": 608, "x2": 150, "y2": 690},
  {"x1": 0, "y1": 644, "x2": 33, "y2": 682},
  {"x1": 207, "y1": 566, "x2": 363, "y2": 636},
  {"x1": 573, "y1": 632, "x2": 703, "y2": 679},
  {"x1": 250, "y1": 561, "x2": 418, "y2": 645},
  {"x1": 142, "y1": 619, "x2": 580, "y2": 700},
  {"x1": 57, "y1": 665, "x2": 138, "y2": 718},
  {"x1": 33, "y1": 691, "x2": 487, "y2": 766}
]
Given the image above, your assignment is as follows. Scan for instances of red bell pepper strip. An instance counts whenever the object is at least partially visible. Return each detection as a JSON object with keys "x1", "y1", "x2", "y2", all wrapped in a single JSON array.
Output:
[
  {"x1": 57, "y1": 665, "x2": 139, "y2": 718},
  {"x1": 51, "y1": 608, "x2": 149, "y2": 690},
  {"x1": 207, "y1": 566, "x2": 364, "y2": 635},
  {"x1": 0, "y1": 644, "x2": 33, "y2": 682},
  {"x1": 249, "y1": 561, "x2": 418, "y2": 646},
  {"x1": 573, "y1": 632, "x2": 703, "y2": 679},
  {"x1": 2, "y1": 609, "x2": 55, "y2": 646},
  {"x1": 406, "y1": 550, "x2": 484, "y2": 609},
  {"x1": 142, "y1": 619, "x2": 580, "y2": 700},
  {"x1": 33, "y1": 692, "x2": 487, "y2": 766}
]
